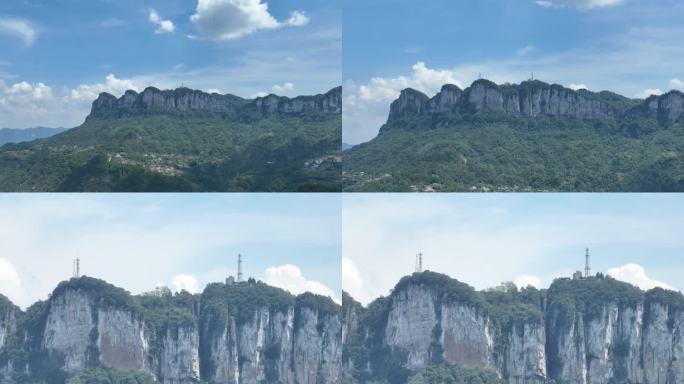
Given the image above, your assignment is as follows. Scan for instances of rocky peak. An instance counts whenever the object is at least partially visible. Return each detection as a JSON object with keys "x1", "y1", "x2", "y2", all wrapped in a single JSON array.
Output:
[
  {"x1": 427, "y1": 84, "x2": 463, "y2": 113},
  {"x1": 387, "y1": 88, "x2": 430, "y2": 122},
  {"x1": 625, "y1": 90, "x2": 684, "y2": 125},
  {"x1": 249, "y1": 86, "x2": 342, "y2": 116}
]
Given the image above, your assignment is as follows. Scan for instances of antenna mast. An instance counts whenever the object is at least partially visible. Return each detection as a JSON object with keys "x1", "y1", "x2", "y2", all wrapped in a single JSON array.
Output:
[
  {"x1": 415, "y1": 252, "x2": 423, "y2": 273},
  {"x1": 584, "y1": 247, "x2": 590, "y2": 278},
  {"x1": 73, "y1": 258, "x2": 80, "y2": 278},
  {"x1": 237, "y1": 254, "x2": 243, "y2": 282}
]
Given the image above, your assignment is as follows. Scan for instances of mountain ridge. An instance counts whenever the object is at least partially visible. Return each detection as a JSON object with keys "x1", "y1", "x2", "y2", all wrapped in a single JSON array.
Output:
[
  {"x1": 343, "y1": 79, "x2": 684, "y2": 192},
  {"x1": 88, "y1": 86, "x2": 342, "y2": 120},
  {"x1": 380, "y1": 79, "x2": 681, "y2": 135}
]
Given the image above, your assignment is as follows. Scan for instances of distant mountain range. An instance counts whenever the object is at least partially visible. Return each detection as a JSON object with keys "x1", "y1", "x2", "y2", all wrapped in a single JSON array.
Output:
[
  {"x1": 0, "y1": 86, "x2": 342, "y2": 192},
  {"x1": 0, "y1": 127, "x2": 69, "y2": 146},
  {"x1": 342, "y1": 142, "x2": 354, "y2": 151},
  {"x1": 343, "y1": 79, "x2": 684, "y2": 192}
]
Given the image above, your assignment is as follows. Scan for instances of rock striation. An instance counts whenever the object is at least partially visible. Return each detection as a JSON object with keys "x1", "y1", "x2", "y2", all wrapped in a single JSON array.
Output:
[
  {"x1": 88, "y1": 86, "x2": 342, "y2": 120},
  {"x1": 0, "y1": 277, "x2": 342, "y2": 384},
  {"x1": 343, "y1": 271, "x2": 684, "y2": 384},
  {"x1": 381, "y1": 79, "x2": 684, "y2": 135}
]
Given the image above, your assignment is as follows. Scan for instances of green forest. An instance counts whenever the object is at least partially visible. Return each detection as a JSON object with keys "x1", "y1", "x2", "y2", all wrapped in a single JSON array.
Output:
[{"x1": 344, "y1": 111, "x2": 684, "y2": 192}]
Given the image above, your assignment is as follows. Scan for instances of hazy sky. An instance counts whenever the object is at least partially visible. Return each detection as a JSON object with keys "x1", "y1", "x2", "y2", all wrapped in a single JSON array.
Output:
[
  {"x1": 343, "y1": 194, "x2": 684, "y2": 306},
  {"x1": 0, "y1": 0, "x2": 341, "y2": 128},
  {"x1": 0, "y1": 194, "x2": 341, "y2": 309},
  {"x1": 343, "y1": 0, "x2": 684, "y2": 144}
]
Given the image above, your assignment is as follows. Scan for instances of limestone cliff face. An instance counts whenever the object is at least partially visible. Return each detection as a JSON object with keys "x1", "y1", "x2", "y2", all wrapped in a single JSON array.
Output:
[
  {"x1": 344, "y1": 274, "x2": 684, "y2": 384},
  {"x1": 88, "y1": 86, "x2": 341, "y2": 120},
  {"x1": 41, "y1": 287, "x2": 200, "y2": 383},
  {"x1": 381, "y1": 79, "x2": 684, "y2": 135},
  {"x1": 375, "y1": 282, "x2": 544, "y2": 382},
  {"x1": 0, "y1": 278, "x2": 341, "y2": 384},
  {"x1": 200, "y1": 302, "x2": 341, "y2": 384},
  {"x1": 0, "y1": 300, "x2": 17, "y2": 350}
]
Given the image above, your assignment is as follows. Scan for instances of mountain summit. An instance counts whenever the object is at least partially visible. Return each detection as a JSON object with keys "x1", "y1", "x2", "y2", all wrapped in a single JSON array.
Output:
[{"x1": 343, "y1": 79, "x2": 684, "y2": 192}]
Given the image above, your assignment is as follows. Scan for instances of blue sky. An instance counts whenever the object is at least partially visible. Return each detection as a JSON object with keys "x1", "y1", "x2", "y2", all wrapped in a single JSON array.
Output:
[
  {"x1": 0, "y1": 0, "x2": 340, "y2": 128},
  {"x1": 343, "y1": 193, "x2": 684, "y2": 305},
  {"x1": 343, "y1": 0, "x2": 684, "y2": 144},
  {"x1": 0, "y1": 194, "x2": 341, "y2": 308}
]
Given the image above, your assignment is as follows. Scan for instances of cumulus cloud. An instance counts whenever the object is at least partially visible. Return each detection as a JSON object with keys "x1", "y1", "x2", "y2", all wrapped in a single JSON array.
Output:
[
  {"x1": 190, "y1": 0, "x2": 309, "y2": 40},
  {"x1": 149, "y1": 9, "x2": 175, "y2": 34},
  {"x1": 263, "y1": 264, "x2": 339, "y2": 303},
  {"x1": 608, "y1": 264, "x2": 676, "y2": 291},
  {"x1": 207, "y1": 88, "x2": 221, "y2": 94},
  {"x1": 251, "y1": 91, "x2": 268, "y2": 98},
  {"x1": 568, "y1": 83, "x2": 589, "y2": 90},
  {"x1": 285, "y1": 11, "x2": 310, "y2": 27},
  {"x1": 535, "y1": 0, "x2": 624, "y2": 9},
  {"x1": 0, "y1": 81, "x2": 54, "y2": 123},
  {"x1": 359, "y1": 62, "x2": 460, "y2": 102},
  {"x1": 172, "y1": 274, "x2": 199, "y2": 293},
  {"x1": 669, "y1": 78, "x2": 684, "y2": 91},
  {"x1": 69, "y1": 74, "x2": 138, "y2": 101},
  {"x1": 342, "y1": 256, "x2": 364, "y2": 299},
  {"x1": 0, "y1": 18, "x2": 37, "y2": 46},
  {"x1": 272, "y1": 82, "x2": 294, "y2": 93},
  {"x1": 514, "y1": 274, "x2": 541, "y2": 288},
  {"x1": 0, "y1": 258, "x2": 23, "y2": 304},
  {"x1": 635, "y1": 88, "x2": 663, "y2": 98}
]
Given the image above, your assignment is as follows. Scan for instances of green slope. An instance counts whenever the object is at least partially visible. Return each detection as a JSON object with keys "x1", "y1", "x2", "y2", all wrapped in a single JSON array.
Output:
[
  {"x1": 343, "y1": 113, "x2": 684, "y2": 192},
  {"x1": 0, "y1": 114, "x2": 341, "y2": 192}
]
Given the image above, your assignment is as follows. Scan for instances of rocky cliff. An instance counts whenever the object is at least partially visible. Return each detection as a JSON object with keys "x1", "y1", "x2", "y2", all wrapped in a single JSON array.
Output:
[
  {"x1": 381, "y1": 79, "x2": 683, "y2": 135},
  {"x1": 343, "y1": 271, "x2": 684, "y2": 384},
  {"x1": 89, "y1": 86, "x2": 342, "y2": 120},
  {"x1": 0, "y1": 277, "x2": 341, "y2": 384}
]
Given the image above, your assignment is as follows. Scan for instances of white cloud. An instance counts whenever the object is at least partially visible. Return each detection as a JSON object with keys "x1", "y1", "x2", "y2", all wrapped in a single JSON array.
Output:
[
  {"x1": 0, "y1": 258, "x2": 23, "y2": 304},
  {"x1": 263, "y1": 264, "x2": 340, "y2": 304},
  {"x1": 635, "y1": 88, "x2": 663, "y2": 98},
  {"x1": 207, "y1": 88, "x2": 221, "y2": 94},
  {"x1": 535, "y1": 0, "x2": 624, "y2": 9},
  {"x1": 272, "y1": 82, "x2": 294, "y2": 93},
  {"x1": 285, "y1": 11, "x2": 310, "y2": 27},
  {"x1": 608, "y1": 263, "x2": 676, "y2": 291},
  {"x1": 0, "y1": 18, "x2": 36, "y2": 46},
  {"x1": 342, "y1": 256, "x2": 364, "y2": 300},
  {"x1": 568, "y1": 83, "x2": 588, "y2": 90},
  {"x1": 172, "y1": 274, "x2": 199, "y2": 293},
  {"x1": 149, "y1": 9, "x2": 175, "y2": 34},
  {"x1": 516, "y1": 44, "x2": 536, "y2": 57},
  {"x1": 669, "y1": 78, "x2": 684, "y2": 91},
  {"x1": 359, "y1": 62, "x2": 461, "y2": 102},
  {"x1": 190, "y1": 0, "x2": 309, "y2": 40},
  {"x1": 514, "y1": 274, "x2": 541, "y2": 288},
  {"x1": 251, "y1": 91, "x2": 268, "y2": 98},
  {"x1": 69, "y1": 74, "x2": 138, "y2": 101}
]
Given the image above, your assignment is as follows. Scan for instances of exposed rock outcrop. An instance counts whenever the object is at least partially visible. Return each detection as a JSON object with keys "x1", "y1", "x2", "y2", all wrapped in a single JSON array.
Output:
[
  {"x1": 344, "y1": 272, "x2": 684, "y2": 384},
  {"x1": 380, "y1": 79, "x2": 683, "y2": 135},
  {"x1": 88, "y1": 86, "x2": 342, "y2": 120},
  {"x1": 0, "y1": 277, "x2": 342, "y2": 384}
]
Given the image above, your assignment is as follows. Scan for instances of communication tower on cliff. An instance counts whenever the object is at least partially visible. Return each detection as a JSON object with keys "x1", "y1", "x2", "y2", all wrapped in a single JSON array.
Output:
[
  {"x1": 237, "y1": 254, "x2": 243, "y2": 282},
  {"x1": 585, "y1": 247, "x2": 591, "y2": 278},
  {"x1": 415, "y1": 252, "x2": 423, "y2": 273},
  {"x1": 73, "y1": 258, "x2": 80, "y2": 278}
]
